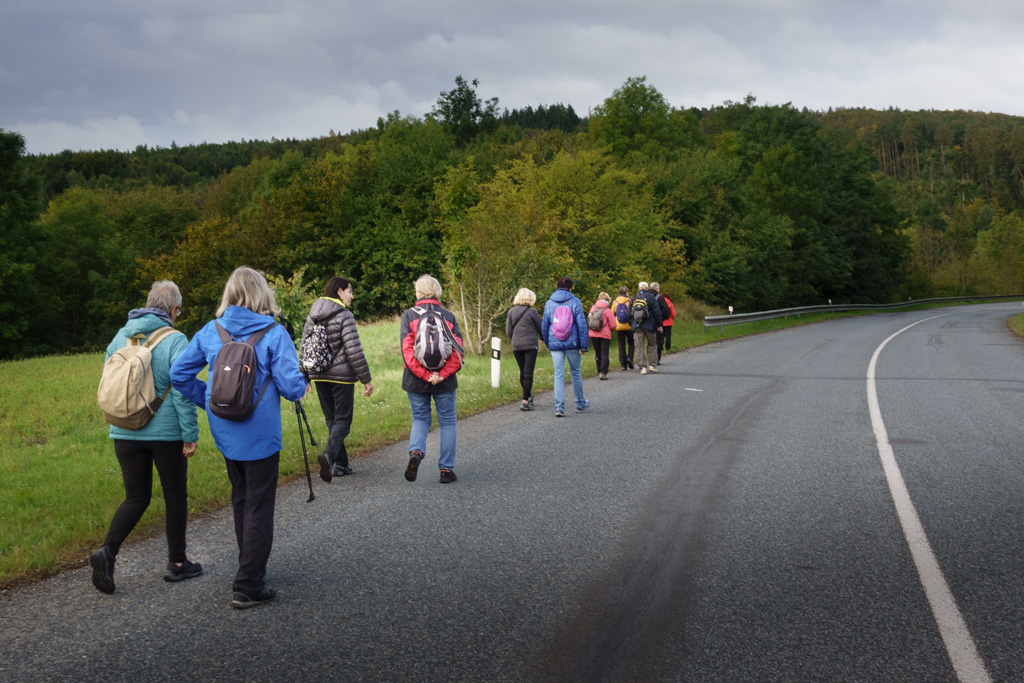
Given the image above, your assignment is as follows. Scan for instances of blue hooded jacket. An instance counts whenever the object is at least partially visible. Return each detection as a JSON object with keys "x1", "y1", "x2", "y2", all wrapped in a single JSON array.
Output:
[
  {"x1": 541, "y1": 288, "x2": 588, "y2": 352},
  {"x1": 104, "y1": 311, "x2": 199, "y2": 443},
  {"x1": 169, "y1": 306, "x2": 308, "y2": 461}
]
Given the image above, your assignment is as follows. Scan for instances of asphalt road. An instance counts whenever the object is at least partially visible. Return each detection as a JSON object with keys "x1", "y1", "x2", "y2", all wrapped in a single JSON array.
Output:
[{"x1": 3, "y1": 303, "x2": 1023, "y2": 682}]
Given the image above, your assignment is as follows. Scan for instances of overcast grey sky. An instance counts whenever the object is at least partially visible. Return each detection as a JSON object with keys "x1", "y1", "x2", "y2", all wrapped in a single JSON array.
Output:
[{"x1": 2, "y1": 0, "x2": 1022, "y2": 155}]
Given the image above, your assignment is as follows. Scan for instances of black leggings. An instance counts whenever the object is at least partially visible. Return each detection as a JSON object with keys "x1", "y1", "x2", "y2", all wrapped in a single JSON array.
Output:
[
  {"x1": 513, "y1": 348, "x2": 538, "y2": 400},
  {"x1": 105, "y1": 440, "x2": 188, "y2": 562},
  {"x1": 315, "y1": 381, "x2": 354, "y2": 467}
]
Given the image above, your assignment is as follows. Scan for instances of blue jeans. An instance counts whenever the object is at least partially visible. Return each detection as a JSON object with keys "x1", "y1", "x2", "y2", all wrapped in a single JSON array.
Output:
[
  {"x1": 407, "y1": 390, "x2": 457, "y2": 471},
  {"x1": 551, "y1": 349, "x2": 586, "y2": 411}
]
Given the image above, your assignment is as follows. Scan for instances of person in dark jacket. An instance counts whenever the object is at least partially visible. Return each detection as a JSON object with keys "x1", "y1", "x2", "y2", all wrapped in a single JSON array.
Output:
[
  {"x1": 631, "y1": 281, "x2": 663, "y2": 374},
  {"x1": 650, "y1": 282, "x2": 673, "y2": 365},
  {"x1": 301, "y1": 276, "x2": 374, "y2": 482},
  {"x1": 400, "y1": 274, "x2": 464, "y2": 484},
  {"x1": 506, "y1": 287, "x2": 543, "y2": 411},
  {"x1": 541, "y1": 277, "x2": 589, "y2": 417},
  {"x1": 170, "y1": 266, "x2": 309, "y2": 610},
  {"x1": 90, "y1": 280, "x2": 201, "y2": 595}
]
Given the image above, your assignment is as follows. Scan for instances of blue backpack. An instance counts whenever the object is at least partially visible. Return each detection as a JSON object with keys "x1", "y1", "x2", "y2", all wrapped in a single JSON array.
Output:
[{"x1": 615, "y1": 301, "x2": 630, "y2": 324}]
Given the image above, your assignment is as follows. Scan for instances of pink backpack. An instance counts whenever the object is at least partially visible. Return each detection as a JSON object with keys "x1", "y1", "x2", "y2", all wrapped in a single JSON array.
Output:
[{"x1": 551, "y1": 305, "x2": 573, "y2": 341}]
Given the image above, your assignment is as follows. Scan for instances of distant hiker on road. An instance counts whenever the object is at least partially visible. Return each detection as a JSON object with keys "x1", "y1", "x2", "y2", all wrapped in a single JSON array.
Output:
[
  {"x1": 300, "y1": 276, "x2": 373, "y2": 483},
  {"x1": 400, "y1": 274, "x2": 464, "y2": 484},
  {"x1": 613, "y1": 286, "x2": 634, "y2": 371},
  {"x1": 506, "y1": 287, "x2": 544, "y2": 411},
  {"x1": 170, "y1": 267, "x2": 309, "y2": 610},
  {"x1": 541, "y1": 277, "x2": 589, "y2": 417},
  {"x1": 588, "y1": 291, "x2": 615, "y2": 380},
  {"x1": 91, "y1": 280, "x2": 200, "y2": 595},
  {"x1": 650, "y1": 282, "x2": 673, "y2": 365},
  {"x1": 631, "y1": 281, "x2": 663, "y2": 375}
]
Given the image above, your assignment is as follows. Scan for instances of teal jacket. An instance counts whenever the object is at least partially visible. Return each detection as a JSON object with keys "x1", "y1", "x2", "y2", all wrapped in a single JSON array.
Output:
[{"x1": 104, "y1": 311, "x2": 200, "y2": 443}]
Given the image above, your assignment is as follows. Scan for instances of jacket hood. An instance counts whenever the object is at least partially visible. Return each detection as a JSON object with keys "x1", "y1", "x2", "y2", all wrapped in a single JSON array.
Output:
[
  {"x1": 310, "y1": 297, "x2": 345, "y2": 322},
  {"x1": 218, "y1": 305, "x2": 278, "y2": 337},
  {"x1": 594, "y1": 299, "x2": 610, "y2": 309},
  {"x1": 122, "y1": 312, "x2": 174, "y2": 336},
  {"x1": 549, "y1": 288, "x2": 574, "y2": 304}
]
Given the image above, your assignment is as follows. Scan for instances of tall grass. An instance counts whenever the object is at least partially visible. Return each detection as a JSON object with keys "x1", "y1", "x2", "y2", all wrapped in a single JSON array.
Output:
[{"x1": 0, "y1": 308, "x2": 962, "y2": 587}]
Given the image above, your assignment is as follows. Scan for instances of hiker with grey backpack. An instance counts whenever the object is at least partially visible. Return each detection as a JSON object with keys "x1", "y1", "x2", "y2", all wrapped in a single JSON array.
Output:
[
  {"x1": 169, "y1": 267, "x2": 309, "y2": 610},
  {"x1": 299, "y1": 276, "x2": 374, "y2": 483},
  {"x1": 400, "y1": 274, "x2": 464, "y2": 485},
  {"x1": 91, "y1": 280, "x2": 200, "y2": 595}
]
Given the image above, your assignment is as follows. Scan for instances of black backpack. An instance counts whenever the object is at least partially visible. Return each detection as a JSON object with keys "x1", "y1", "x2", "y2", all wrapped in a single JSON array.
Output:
[{"x1": 208, "y1": 322, "x2": 276, "y2": 421}]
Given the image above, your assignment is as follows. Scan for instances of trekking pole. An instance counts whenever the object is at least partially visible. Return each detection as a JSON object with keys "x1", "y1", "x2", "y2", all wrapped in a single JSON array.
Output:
[
  {"x1": 295, "y1": 400, "x2": 315, "y2": 503},
  {"x1": 280, "y1": 314, "x2": 316, "y2": 503}
]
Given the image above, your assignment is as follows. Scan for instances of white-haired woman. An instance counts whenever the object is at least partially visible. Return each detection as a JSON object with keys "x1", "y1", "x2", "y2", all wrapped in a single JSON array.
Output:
[
  {"x1": 400, "y1": 274, "x2": 464, "y2": 484},
  {"x1": 505, "y1": 287, "x2": 543, "y2": 411},
  {"x1": 170, "y1": 266, "x2": 309, "y2": 609}
]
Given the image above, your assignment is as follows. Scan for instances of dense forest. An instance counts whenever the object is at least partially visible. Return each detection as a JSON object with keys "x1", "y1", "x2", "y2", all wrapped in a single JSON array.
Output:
[{"x1": 3, "y1": 75, "x2": 1024, "y2": 360}]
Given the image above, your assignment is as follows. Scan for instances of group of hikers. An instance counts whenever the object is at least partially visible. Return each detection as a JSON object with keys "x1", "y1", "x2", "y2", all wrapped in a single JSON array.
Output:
[{"x1": 90, "y1": 269, "x2": 673, "y2": 609}]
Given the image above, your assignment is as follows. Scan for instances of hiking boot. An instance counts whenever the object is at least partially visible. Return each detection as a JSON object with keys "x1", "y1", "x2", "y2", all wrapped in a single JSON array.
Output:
[
  {"x1": 332, "y1": 464, "x2": 353, "y2": 477},
  {"x1": 575, "y1": 400, "x2": 590, "y2": 413},
  {"x1": 317, "y1": 452, "x2": 333, "y2": 483},
  {"x1": 554, "y1": 407, "x2": 564, "y2": 417},
  {"x1": 648, "y1": 365, "x2": 659, "y2": 373},
  {"x1": 164, "y1": 559, "x2": 203, "y2": 583},
  {"x1": 89, "y1": 546, "x2": 115, "y2": 595},
  {"x1": 405, "y1": 450, "x2": 424, "y2": 482},
  {"x1": 231, "y1": 587, "x2": 276, "y2": 610},
  {"x1": 439, "y1": 468, "x2": 458, "y2": 484},
  {"x1": 599, "y1": 373, "x2": 607, "y2": 380},
  {"x1": 640, "y1": 367, "x2": 648, "y2": 375}
]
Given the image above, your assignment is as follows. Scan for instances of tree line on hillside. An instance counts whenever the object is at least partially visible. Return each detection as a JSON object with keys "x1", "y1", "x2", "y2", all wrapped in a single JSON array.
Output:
[{"x1": 3, "y1": 76, "x2": 1024, "y2": 360}]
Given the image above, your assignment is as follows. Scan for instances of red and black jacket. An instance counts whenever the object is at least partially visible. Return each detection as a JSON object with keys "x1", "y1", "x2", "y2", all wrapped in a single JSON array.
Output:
[{"x1": 400, "y1": 299, "x2": 463, "y2": 394}]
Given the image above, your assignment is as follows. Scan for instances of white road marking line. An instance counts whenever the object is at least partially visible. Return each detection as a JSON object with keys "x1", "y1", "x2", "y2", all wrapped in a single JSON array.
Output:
[
  {"x1": 685, "y1": 388, "x2": 703, "y2": 392},
  {"x1": 867, "y1": 315, "x2": 991, "y2": 683}
]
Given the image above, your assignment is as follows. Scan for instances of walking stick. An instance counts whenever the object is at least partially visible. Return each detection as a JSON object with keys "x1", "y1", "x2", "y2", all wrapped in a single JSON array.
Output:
[{"x1": 280, "y1": 315, "x2": 316, "y2": 503}]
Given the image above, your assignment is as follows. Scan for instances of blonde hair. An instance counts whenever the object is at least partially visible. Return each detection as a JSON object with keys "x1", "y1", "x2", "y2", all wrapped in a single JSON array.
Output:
[
  {"x1": 598, "y1": 291, "x2": 611, "y2": 303},
  {"x1": 414, "y1": 274, "x2": 443, "y2": 300},
  {"x1": 216, "y1": 266, "x2": 281, "y2": 317},
  {"x1": 513, "y1": 287, "x2": 536, "y2": 306}
]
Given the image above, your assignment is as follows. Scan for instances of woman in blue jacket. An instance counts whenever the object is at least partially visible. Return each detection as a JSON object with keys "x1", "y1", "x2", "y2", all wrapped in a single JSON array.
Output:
[
  {"x1": 541, "y1": 277, "x2": 590, "y2": 417},
  {"x1": 170, "y1": 267, "x2": 309, "y2": 610},
  {"x1": 90, "y1": 280, "x2": 201, "y2": 595}
]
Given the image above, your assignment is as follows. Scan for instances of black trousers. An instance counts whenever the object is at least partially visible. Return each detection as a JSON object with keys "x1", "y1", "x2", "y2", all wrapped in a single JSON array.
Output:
[
  {"x1": 616, "y1": 329, "x2": 634, "y2": 369},
  {"x1": 105, "y1": 440, "x2": 188, "y2": 562},
  {"x1": 224, "y1": 452, "x2": 279, "y2": 596},
  {"x1": 513, "y1": 348, "x2": 538, "y2": 400},
  {"x1": 591, "y1": 337, "x2": 610, "y2": 374},
  {"x1": 315, "y1": 381, "x2": 354, "y2": 467},
  {"x1": 663, "y1": 326, "x2": 673, "y2": 351}
]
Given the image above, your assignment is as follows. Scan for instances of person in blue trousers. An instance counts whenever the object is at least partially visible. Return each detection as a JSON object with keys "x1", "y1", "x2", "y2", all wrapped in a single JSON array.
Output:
[
  {"x1": 541, "y1": 277, "x2": 590, "y2": 417},
  {"x1": 399, "y1": 274, "x2": 464, "y2": 484}
]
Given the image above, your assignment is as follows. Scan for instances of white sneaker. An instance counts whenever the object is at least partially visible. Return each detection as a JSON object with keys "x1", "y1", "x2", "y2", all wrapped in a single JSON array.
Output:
[
  {"x1": 640, "y1": 367, "x2": 648, "y2": 375},
  {"x1": 648, "y1": 365, "x2": 659, "y2": 373}
]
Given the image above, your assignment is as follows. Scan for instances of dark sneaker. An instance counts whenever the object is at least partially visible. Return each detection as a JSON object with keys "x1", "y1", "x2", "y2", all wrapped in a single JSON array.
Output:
[
  {"x1": 405, "y1": 450, "x2": 424, "y2": 482},
  {"x1": 599, "y1": 373, "x2": 607, "y2": 380},
  {"x1": 332, "y1": 464, "x2": 353, "y2": 477},
  {"x1": 317, "y1": 452, "x2": 333, "y2": 483},
  {"x1": 231, "y1": 587, "x2": 276, "y2": 610},
  {"x1": 439, "y1": 469, "x2": 458, "y2": 484},
  {"x1": 89, "y1": 546, "x2": 115, "y2": 595},
  {"x1": 164, "y1": 559, "x2": 203, "y2": 582},
  {"x1": 520, "y1": 400, "x2": 534, "y2": 411},
  {"x1": 555, "y1": 408, "x2": 564, "y2": 417},
  {"x1": 575, "y1": 400, "x2": 590, "y2": 413}
]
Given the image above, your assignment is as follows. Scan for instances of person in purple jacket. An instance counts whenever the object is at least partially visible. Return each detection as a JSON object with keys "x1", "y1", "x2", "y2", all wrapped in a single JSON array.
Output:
[{"x1": 170, "y1": 267, "x2": 309, "y2": 610}]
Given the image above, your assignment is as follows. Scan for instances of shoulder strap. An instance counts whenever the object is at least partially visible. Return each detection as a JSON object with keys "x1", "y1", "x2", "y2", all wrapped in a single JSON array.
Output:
[
  {"x1": 215, "y1": 321, "x2": 276, "y2": 346},
  {"x1": 143, "y1": 326, "x2": 177, "y2": 349}
]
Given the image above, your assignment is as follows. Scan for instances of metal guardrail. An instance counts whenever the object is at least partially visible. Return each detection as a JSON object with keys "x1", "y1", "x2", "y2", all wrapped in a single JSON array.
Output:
[{"x1": 702, "y1": 295, "x2": 1024, "y2": 331}]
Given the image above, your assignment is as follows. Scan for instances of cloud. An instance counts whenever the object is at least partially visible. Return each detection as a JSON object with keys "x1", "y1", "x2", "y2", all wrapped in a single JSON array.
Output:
[{"x1": 12, "y1": 116, "x2": 150, "y2": 154}]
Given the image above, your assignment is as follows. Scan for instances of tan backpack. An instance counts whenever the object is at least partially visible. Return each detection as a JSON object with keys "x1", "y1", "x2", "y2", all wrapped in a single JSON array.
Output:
[{"x1": 97, "y1": 326, "x2": 178, "y2": 430}]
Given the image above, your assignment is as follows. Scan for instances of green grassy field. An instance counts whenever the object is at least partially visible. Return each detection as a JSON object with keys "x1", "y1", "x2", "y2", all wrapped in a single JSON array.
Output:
[{"x1": 2, "y1": 306, "x2": 1016, "y2": 588}]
